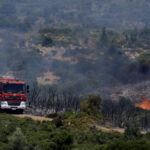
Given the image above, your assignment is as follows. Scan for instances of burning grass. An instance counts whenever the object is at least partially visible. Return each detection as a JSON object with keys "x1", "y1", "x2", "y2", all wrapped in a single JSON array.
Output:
[{"x1": 135, "y1": 97, "x2": 150, "y2": 110}]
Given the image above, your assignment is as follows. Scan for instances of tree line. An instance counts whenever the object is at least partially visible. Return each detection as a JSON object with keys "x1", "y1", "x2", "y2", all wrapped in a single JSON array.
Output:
[{"x1": 27, "y1": 84, "x2": 150, "y2": 129}]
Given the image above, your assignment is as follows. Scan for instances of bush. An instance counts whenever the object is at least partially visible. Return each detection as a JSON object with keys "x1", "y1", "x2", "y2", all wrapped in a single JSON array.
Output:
[
  {"x1": 8, "y1": 127, "x2": 29, "y2": 150},
  {"x1": 105, "y1": 139, "x2": 150, "y2": 150},
  {"x1": 46, "y1": 112, "x2": 58, "y2": 118},
  {"x1": 124, "y1": 121, "x2": 141, "y2": 140},
  {"x1": 54, "y1": 115, "x2": 63, "y2": 128},
  {"x1": 137, "y1": 52, "x2": 150, "y2": 73},
  {"x1": 80, "y1": 94, "x2": 102, "y2": 119},
  {"x1": 41, "y1": 34, "x2": 53, "y2": 47},
  {"x1": 53, "y1": 131, "x2": 73, "y2": 150}
]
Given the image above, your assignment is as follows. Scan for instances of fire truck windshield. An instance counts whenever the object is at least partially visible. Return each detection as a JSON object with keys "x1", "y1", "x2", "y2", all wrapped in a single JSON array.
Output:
[{"x1": 3, "y1": 84, "x2": 26, "y2": 93}]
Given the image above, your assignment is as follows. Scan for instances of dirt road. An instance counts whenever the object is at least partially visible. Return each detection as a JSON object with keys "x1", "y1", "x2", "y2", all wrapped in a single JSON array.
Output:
[
  {"x1": 13, "y1": 114, "x2": 148, "y2": 134},
  {"x1": 13, "y1": 114, "x2": 52, "y2": 121},
  {"x1": 96, "y1": 125, "x2": 124, "y2": 133},
  {"x1": 96, "y1": 125, "x2": 147, "y2": 134}
]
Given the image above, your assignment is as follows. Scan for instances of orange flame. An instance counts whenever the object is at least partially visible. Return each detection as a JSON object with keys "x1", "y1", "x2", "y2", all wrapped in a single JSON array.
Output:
[{"x1": 135, "y1": 97, "x2": 150, "y2": 110}]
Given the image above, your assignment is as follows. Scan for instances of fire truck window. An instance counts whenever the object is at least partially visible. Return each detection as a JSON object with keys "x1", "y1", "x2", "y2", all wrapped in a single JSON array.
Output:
[{"x1": 3, "y1": 84, "x2": 25, "y2": 93}]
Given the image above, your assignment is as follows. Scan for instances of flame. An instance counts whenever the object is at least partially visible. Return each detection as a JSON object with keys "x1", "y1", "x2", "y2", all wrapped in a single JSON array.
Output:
[{"x1": 135, "y1": 97, "x2": 150, "y2": 110}]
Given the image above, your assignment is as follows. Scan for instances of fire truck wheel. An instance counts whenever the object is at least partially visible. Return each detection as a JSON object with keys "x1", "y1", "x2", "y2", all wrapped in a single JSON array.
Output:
[{"x1": 17, "y1": 109, "x2": 24, "y2": 114}]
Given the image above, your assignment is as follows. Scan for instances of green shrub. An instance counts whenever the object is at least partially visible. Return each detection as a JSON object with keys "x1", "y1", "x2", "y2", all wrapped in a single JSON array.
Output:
[
  {"x1": 41, "y1": 34, "x2": 53, "y2": 47},
  {"x1": 53, "y1": 131, "x2": 73, "y2": 150},
  {"x1": 54, "y1": 115, "x2": 63, "y2": 128},
  {"x1": 80, "y1": 94, "x2": 102, "y2": 119},
  {"x1": 46, "y1": 112, "x2": 58, "y2": 118},
  {"x1": 124, "y1": 121, "x2": 141, "y2": 140},
  {"x1": 105, "y1": 139, "x2": 150, "y2": 150},
  {"x1": 8, "y1": 127, "x2": 29, "y2": 150},
  {"x1": 137, "y1": 52, "x2": 150, "y2": 73}
]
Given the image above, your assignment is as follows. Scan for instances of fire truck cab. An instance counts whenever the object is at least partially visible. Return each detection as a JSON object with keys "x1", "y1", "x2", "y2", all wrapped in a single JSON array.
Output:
[{"x1": 0, "y1": 78, "x2": 29, "y2": 113}]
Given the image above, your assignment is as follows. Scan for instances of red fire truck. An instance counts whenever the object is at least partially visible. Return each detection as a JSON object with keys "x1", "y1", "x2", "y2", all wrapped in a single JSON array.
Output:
[{"x1": 0, "y1": 78, "x2": 29, "y2": 113}]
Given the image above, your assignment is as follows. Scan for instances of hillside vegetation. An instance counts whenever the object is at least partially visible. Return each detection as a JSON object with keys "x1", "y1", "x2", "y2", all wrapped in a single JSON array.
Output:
[{"x1": 1, "y1": 95, "x2": 150, "y2": 150}]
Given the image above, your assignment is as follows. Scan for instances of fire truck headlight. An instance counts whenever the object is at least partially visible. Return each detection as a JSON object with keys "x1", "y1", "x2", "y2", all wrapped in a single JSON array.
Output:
[
  {"x1": 21, "y1": 102, "x2": 26, "y2": 106},
  {"x1": 1, "y1": 101, "x2": 8, "y2": 105}
]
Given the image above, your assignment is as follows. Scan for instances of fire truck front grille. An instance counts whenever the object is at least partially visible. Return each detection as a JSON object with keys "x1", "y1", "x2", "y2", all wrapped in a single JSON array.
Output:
[
  {"x1": 8, "y1": 101, "x2": 21, "y2": 106},
  {"x1": 9, "y1": 96, "x2": 21, "y2": 99},
  {"x1": 5, "y1": 96, "x2": 23, "y2": 100}
]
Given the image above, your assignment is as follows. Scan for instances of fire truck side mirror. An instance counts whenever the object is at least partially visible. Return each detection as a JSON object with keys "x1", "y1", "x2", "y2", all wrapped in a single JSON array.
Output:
[
  {"x1": 0, "y1": 83, "x2": 2, "y2": 93},
  {"x1": 27, "y1": 85, "x2": 29, "y2": 93}
]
